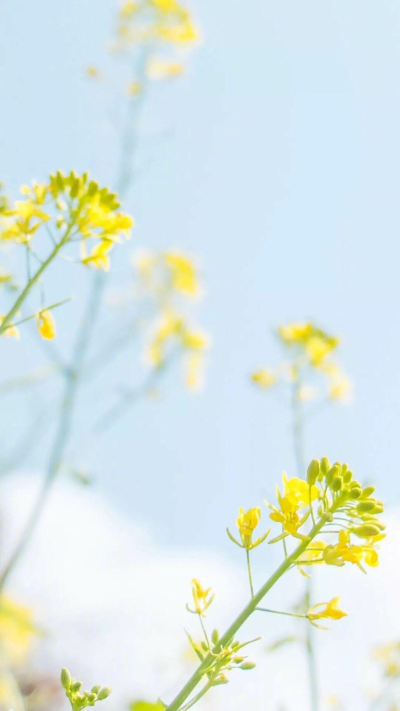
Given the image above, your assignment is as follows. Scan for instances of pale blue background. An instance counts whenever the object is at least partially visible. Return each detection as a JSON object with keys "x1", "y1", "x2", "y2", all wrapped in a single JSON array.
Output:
[{"x1": 1, "y1": 0, "x2": 399, "y2": 549}]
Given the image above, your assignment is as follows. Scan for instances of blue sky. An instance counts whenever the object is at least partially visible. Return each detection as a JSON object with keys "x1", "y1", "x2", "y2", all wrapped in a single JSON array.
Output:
[{"x1": 1, "y1": 0, "x2": 400, "y2": 551}]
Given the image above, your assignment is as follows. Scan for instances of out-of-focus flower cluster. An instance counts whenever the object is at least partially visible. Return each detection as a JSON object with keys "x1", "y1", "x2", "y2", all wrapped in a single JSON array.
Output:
[
  {"x1": 252, "y1": 322, "x2": 351, "y2": 403},
  {"x1": 87, "y1": 0, "x2": 199, "y2": 94},
  {"x1": 134, "y1": 249, "x2": 209, "y2": 389}
]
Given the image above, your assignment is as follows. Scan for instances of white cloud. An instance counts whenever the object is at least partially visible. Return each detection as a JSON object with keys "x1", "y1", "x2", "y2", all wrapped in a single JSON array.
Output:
[{"x1": 0, "y1": 474, "x2": 398, "y2": 711}]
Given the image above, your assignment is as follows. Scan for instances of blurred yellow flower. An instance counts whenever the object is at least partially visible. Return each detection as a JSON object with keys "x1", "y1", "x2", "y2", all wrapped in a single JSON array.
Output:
[
  {"x1": 0, "y1": 595, "x2": 37, "y2": 665},
  {"x1": 251, "y1": 369, "x2": 276, "y2": 389},
  {"x1": 187, "y1": 579, "x2": 214, "y2": 616},
  {"x1": 0, "y1": 315, "x2": 19, "y2": 339},
  {"x1": 36, "y1": 309, "x2": 56, "y2": 340}
]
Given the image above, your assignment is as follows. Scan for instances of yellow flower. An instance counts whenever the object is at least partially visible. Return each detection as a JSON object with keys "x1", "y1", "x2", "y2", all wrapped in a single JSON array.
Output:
[
  {"x1": 82, "y1": 239, "x2": 113, "y2": 271},
  {"x1": 115, "y1": 0, "x2": 199, "y2": 51},
  {"x1": 277, "y1": 322, "x2": 339, "y2": 364},
  {"x1": 227, "y1": 507, "x2": 269, "y2": 550},
  {"x1": 0, "y1": 315, "x2": 19, "y2": 339},
  {"x1": 0, "y1": 595, "x2": 37, "y2": 665},
  {"x1": 267, "y1": 475, "x2": 317, "y2": 542},
  {"x1": 36, "y1": 310, "x2": 56, "y2": 340},
  {"x1": 282, "y1": 473, "x2": 319, "y2": 508},
  {"x1": 251, "y1": 369, "x2": 276, "y2": 389},
  {"x1": 323, "y1": 530, "x2": 381, "y2": 570},
  {"x1": 307, "y1": 597, "x2": 347, "y2": 629},
  {"x1": 187, "y1": 579, "x2": 214, "y2": 616},
  {"x1": 164, "y1": 251, "x2": 199, "y2": 295},
  {"x1": 1, "y1": 197, "x2": 50, "y2": 243},
  {"x1": 236, "y1": 507, "x2": 261, "y2": 548}
]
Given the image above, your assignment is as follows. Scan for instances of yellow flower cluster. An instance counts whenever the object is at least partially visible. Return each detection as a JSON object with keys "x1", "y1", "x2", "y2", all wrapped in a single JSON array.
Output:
[
  {"x1": 115, "y1": 0, "x2": 199, "y2": 50},
  {"x1": 252, "y1": 321, "x2": 351, "y2": 403},
  {"x1": 228, "y1": 458, "x2": 385, "y2": 574},
  {"x1": 135, "y1": 250, "x2": 208, "y2": 390},
  {"x1": 0, "y1": 172, "x2": 134, "y2": 272}
]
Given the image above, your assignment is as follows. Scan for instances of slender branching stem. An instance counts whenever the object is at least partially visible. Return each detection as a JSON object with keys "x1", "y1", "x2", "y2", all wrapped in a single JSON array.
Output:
[
  {"x1": 0, "y1": 224, "x2": 73, "y2": 336},
  {"x1": 164, "y1": 517, "x2": 326, "y2": 711}
]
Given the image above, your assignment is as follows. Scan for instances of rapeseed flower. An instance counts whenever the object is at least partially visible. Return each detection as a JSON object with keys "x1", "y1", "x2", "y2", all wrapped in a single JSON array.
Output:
[
  {"x1": 36, "y1": 309, "x2": 56, "y2": 340},
  {"x1": 307, "y1": 597, "x2": 347, "y2": 629}
]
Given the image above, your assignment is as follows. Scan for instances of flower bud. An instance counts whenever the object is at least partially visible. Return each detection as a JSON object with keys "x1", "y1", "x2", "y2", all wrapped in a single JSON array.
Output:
[
  {"x1": 351, "y1": 524, "x2": 381, "y2": 538},
  {"x1": 61, "y1": 668, "x2": 72, "y2": 690},
  {"x1": 343, "y1": 469, "x2": 353, "y2": 484},
  {"x1": 97, "y1": 688, "x2": 112, "y2": 701},
  {"x1": 87, "y1": 694, "x2": 97, "y2": 703},
  {"x1": 91, "y1": 687, "x2": 101, "y2": 695},
  {"x1": 326, "y1": 465, "x2": 340, "y2": 487},
  {"x1": 211, "y1": 629, "x2": 219, "y2": 645},
  {"x1": 348, "y1": 487, "x2": 362, "y2": 499},
  {"x1": 331, "y1": 476, "x2": 343, "y2": 492},
  {"x1": 71, "y1": 682, "x2": 82, "y2": 693},
  {"x1": 320, "y1": 457, "x2": 330, "y2": 475},
  {"x1": 361, "y1": 486, "x2": 375, "y2": 499},
  {"x1": 213, "y1": 674, "x2": 229, "y2": 685},
  {"x1": 240, "y1": 662, "x2": 256, "y2": 670},
  {"x1": 356, "y1": 500, "x2": 376, "y2": 513},
  {"x1": 307, "y1": 459, "x2": 320, "y2": 486}
]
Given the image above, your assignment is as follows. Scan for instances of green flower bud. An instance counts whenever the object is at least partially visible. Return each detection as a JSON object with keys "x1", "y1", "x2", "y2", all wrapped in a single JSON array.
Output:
[
  {"x1": 200, "y1": 641, "x2": 208, "y2": 652},
  {"x1": 326, "y1": 465, "x2": 340, "y2": 487},
  {"x1": 240, "y1": 662, "x2": 256, "y2": 670},
  {"x1": 97, "y1": 688, "x2": 112, "y2": 701},
  {"x1": 213, "y1": 674, "x2": 229, "y2": 685},
  {"x1": 211, "y1": 629, "x2": 219, "y2": 645},
  {"x1": 343, "y1": 469, "x2": 353, "y2": 484},
  {"x1": 331, "y1": 476, "x2": 343, "y2": 492},
  {"x1": 356, "y1": 500, "x2": 376, "y2": 513},
  {"x1": 87, "y1": 694, "x2": 97, "y2": 703},
  {"x1": 71, "y1": 682, "x2": 83, "y2": 693},
  {"x1": 61, "y1": 668, "x2": 72, "y2": 690},
  {"x1": 348, "y1": 487, "x2": 362, "y2": 499},
  {"x1": 352, "y1": 524, "x2": 381, "y2": 538},
  {"x1": 307, "y1": 459, "x2": 320, "y2": 486},
  {"x1": 91, "y1": 687, "x2": 101, "y2": 695},
  {"x1": 341, "y1": 463, "x2": 348, "y2": 475},
  {"x1": 320, "y1": 457, "x2": 330, "y2": 475},
  {"x1": 361, "y1": 486, "x2": 375, "y2": 499},
  {"x1": 232, "y1": 656, "x2": 245, "y2": 664}
]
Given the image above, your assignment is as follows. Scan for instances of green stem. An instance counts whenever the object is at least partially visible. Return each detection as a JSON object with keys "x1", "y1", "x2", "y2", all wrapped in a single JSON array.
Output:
[
  {"x1": 164, "y1": 518, "x2": 325, "y2": 711},
  {"x1": 291, "y1": 373, "x2": 319, "y2": 711},
  {"x1": 246, "y1": 549, "x2": 254, "y2": 598},
  {"x1": 256, "y1": 607, "x2": 308, "y2": 620},
  {"x1": 179, "y1": 677, "x2": 216, "y2": 711},
  {"x1": 0, "y1": 273, "x2": 104, "y2": 592},
  {"x1": 198, "y1": 615, "x2": 210, "y2": 650},
  {"x1": 0, "y1": 225, "x2": 72, "y2": 336}
]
